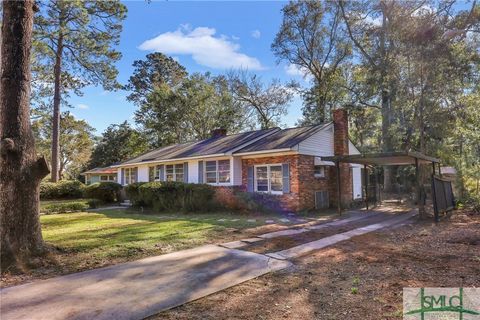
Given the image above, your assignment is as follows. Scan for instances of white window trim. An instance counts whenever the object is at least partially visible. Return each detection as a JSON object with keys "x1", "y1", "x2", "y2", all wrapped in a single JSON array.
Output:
[
  {"x1": 314, "y1": 165, "x2": 326, "y2": 178},
  {"x1": 124, "y1": 167, "x2": 137, "y2": 185},
  {"x1": 165, "y1": 163, "x2": 185, "y2": 182},
  {"x1": 254, "y1": 164, "x2": 283, "y2": 195},
  {"x1": 150, "y1": 165, "x2": 161, "y2": 182},
  {"x1": 204, "y1": 159, "x2": 231, "y2": 186}
]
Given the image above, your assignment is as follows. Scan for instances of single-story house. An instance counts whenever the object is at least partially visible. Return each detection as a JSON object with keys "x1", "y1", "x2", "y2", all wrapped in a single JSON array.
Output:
[
  {"x1": 81, "y1": 166, "x2": 118, "y2": 185},
  {"x1": 111, "y1": 109, "x2": 363, "y2": 212}
]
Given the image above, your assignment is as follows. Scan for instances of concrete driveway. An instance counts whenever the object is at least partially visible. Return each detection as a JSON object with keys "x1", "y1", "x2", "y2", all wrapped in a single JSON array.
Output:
[{"x1": 0, "y1": 245, "x2": 290, "y2": 320}]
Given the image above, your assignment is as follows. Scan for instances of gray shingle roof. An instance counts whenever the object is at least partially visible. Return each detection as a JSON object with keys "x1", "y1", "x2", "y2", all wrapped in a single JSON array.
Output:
[
  {"x1": 119, "y1": 127, "x2": 279, "y2": 165},
  {"x1": 234, "y1": 123, "x2": 332, "y2": 153}
]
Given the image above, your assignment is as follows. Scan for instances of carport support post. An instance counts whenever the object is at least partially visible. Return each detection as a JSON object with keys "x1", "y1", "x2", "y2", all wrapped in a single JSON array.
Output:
[
  {"x1": 364, "y1": 164, "x2": 369, "y2": 210},
  {"x1": 415, "y1": 158, "x2": 425, "y2": 219},
  {"x1": 336, "y1": 161, "x2": 342, "y2": 214},
  {"x1": 374, "y1": 166, "x2": 379, "y2": 206}
]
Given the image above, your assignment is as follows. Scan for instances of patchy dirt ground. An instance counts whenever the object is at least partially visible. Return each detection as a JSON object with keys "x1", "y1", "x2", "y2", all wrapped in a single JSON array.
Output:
[
  {"x1": 244, "y1": 213, "x2": 400, "y2": 254},
  {"x1": 153, "y1": 209, "x2": 480, "y2": 320}
]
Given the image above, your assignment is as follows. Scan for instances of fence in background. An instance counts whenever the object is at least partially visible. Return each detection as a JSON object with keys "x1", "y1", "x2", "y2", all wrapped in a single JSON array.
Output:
[{"x1": 431, "y1": 175, "x2": 455, "y2": 222}]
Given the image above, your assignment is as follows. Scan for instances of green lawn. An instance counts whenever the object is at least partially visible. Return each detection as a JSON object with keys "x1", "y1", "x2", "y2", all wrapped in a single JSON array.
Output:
[
  {"x1": 39, "y1": 209, "x2": 272, "y2": 270},
  {"x1": 40, "y1": 199, "x2": 93, "y2": 211}
]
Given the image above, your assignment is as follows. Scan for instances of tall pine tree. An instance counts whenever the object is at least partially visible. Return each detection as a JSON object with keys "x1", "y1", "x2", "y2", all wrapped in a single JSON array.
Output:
[{"x1": 32, "y1": 0, "x2": 126, "y2": 181}]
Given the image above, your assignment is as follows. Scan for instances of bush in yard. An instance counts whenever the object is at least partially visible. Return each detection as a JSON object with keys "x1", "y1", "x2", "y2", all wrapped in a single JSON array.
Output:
[
  {"x1": 42, "y1": 201, "x2": 90, "y2": 214},
  {"x1": 87, "y1": 199, "x2": 103, "y2": 209},
  {"x1": 40, "y1": 180, "x2": 85, "y2": 199},
  {"x1": 132, "y1": 182, "x2": 217, "y2": 212},
  {"x1": 84, "y1": 182, "x2": 122, "y2": 203},
  {"x1": 231, "y1": 191, "x2": 268, "y2": 212},
  {"x1": 125, "y1": 182, "x2": 148, "y2": 206}
]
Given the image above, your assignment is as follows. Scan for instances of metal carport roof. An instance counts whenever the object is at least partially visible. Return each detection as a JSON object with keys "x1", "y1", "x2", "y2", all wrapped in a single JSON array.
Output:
[{"x1": 322, "y1": 151, "x2": 440, "y2": 166}]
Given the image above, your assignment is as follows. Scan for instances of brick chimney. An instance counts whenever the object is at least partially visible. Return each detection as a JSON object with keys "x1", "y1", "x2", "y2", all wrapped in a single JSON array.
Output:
[
  {"x1": 333, "y1": 108, "x2": 349, "y2": 156},
  {"x1": 331, "y1": 108, "x2": 352, "y2": 207},
  {"x1": 210, "y1": 128, "x2": 227, "y2": 138}
]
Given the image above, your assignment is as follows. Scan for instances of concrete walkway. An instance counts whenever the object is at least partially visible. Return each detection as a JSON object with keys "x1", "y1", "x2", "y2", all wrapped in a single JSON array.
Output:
[
  {"x1": 0, "y1": 245, "x2": 290, "y2": 320},
  {"x1": 267, "y1": 210, "x2": 417, "y2": 260}
]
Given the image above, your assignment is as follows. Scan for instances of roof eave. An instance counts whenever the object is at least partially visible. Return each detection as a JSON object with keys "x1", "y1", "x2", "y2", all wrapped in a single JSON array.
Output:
[
  {"x1": 111, "y1": 153, "x2": 229, "y2": 167},
  {"x1": 232, "y1": 148, "x2": 294, "y2": 157}
]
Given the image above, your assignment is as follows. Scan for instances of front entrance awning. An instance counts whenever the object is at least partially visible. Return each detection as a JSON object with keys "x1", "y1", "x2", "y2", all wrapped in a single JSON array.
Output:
[{"x1": 322, "y1": 151, "x2": 440, "y2": 166}]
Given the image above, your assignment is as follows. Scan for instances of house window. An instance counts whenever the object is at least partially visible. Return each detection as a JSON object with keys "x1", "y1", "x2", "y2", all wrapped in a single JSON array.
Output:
[
  {"x1": 314, "y1": 165, "x2": 325, "y2": 178},
  {"x1": 124, "y1": 167, "x2": 137, "y2": 185},
  {"x1": 149, "y1": 165, "x2": 166, "y2": 182},
  {"x1": 165, "y1": 164, "x2": 184, "y2": 182},
  {"x1": 255, "y1": 164, "x2": 283, "y2": 194},
  {"x1": 205, "y1": 160, "x2": 230, "y2": 184}
]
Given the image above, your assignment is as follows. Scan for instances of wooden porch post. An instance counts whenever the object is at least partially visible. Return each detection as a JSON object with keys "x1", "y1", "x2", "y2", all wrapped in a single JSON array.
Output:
[
  {"x1": 336, "y1": 161, "x2": 341, "y2": 214},
  {"x1": 364, "y1": 164, "x2": 369, "y2": 210}
]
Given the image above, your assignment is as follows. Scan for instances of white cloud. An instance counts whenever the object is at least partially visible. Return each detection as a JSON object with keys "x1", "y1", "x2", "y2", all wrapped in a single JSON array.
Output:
[
  {"x1": 251, "y1": 30, "x2": 261, "y2": 39},
  {"x1": 285, "y1": 63, "x2": 312, "y2": 80},
  {"x1": 412, "y1": 5, "x2": 434, "y2": 16},
  {"x1": 77, "y1": 103, "x2": 89, "y2": 110},
  {"x1": 139, "y1": 25, "x2": 264, "y2": 70},
  {"x1": 365, "y1": 15, "x2": 382, "y2": 26}
]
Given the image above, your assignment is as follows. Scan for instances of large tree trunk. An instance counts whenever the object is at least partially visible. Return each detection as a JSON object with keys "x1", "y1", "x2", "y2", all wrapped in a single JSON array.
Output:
[
  {"x1": 378, "y1": 3, "x2": 395, "y2": 193},
  {"x1": 0, "y1": 0, "x2": 50, "y2": 270},
  {"x1": 381, "y1": 88, "x2": 395, "y2": 192},
  {"x1": 50, "y1": 34, "x2": 63, "y2": 182}
]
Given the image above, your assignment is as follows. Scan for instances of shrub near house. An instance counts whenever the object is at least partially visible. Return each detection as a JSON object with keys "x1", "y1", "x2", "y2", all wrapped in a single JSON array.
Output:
[
  {"x1": 40, "y1": 180, "x2": 85, "y2": 200},
  {"x1": 84, "y1": 182, "x2": 123, "y2": 203},
  {"x1": 126, "y1": 182, "x2": 217, "y2": 212}
]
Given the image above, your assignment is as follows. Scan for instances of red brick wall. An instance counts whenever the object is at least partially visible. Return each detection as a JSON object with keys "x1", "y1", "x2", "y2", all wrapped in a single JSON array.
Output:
[
  {"x1": 241, "y1": 155, "x2": 301, "y2": 212},
  {"x1": 240, "y1": 154, "x2": 330, "y2": 212}
]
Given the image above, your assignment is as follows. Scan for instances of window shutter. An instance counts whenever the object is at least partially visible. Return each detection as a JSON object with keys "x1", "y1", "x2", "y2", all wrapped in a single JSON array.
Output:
[
  {"x1": 183, "y1": 162, "x2": 189, "y2": 183},
  {"x1": 247, "y1": 166, "x2": 254, "y2": 192},
  {"x1": 282, "y1": 163, "x2": 290, "y2": 194},
  {"x1": 159, "y1": 164, "x2": 165, "y2": 181},
  {"x1": 198, "y1": 161, "x2": 204, "y2": 183},
  {"x1": 121, "y1": 168, "x2": 125, "y2": 185}
]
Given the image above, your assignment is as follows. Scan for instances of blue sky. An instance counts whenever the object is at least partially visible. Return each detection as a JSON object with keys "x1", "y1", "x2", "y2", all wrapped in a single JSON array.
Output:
[{"x1": 69, "y1": 1, "x2": 308, "y2": 135}]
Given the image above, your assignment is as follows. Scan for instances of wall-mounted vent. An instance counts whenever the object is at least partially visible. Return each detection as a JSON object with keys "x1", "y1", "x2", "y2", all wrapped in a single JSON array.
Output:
[{"x1": 315, "y1": 191, "x2": 329, "y2": 209}]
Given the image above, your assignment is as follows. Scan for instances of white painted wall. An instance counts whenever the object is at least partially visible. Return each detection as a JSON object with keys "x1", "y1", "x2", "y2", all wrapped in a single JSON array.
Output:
[
  {"x1": 117, "y1": 170, "x2": 122, "y2": 185},
  {"x1": 137, "y1": 165, "x2": 149, "y2": 183},
  {"x1": 188, "y1": 160, "x2": 199, "y2": 183},
  {"x1": 349, "y1": 140, "x2": 361, "y2": 155},
  {"x1": 297, "y1": 125, "x2": 334, "y2": 156},
  {"x1": 352, "y1": 167, "x2": 362, "y2": 199},
  {"x1": 232, "y1": 156, "x2": 242, "y2": 186}
]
